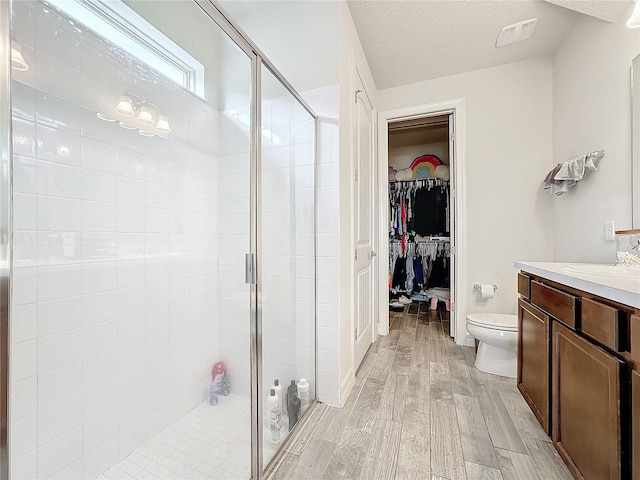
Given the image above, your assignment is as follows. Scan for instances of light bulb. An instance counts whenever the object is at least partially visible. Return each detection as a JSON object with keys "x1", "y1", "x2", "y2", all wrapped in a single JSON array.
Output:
[
  {"x1": 118, "y1": 121, "x2": 137, "y2": 130},
  {"x1": 11, "y1": 41, "x2": 29, "y2": 71},
  {"x1": 137, "y1": 105, "x2": 154, "y2": 125},
  {"x1": 155, "y1": 114, "x2": 171, "y2": 134},
  {"x1": 115, "y1": 95, "x2": 134, "y2": 116},
  {"x1": 139, "y1": 129, "x2": 155, "y2": 137}
]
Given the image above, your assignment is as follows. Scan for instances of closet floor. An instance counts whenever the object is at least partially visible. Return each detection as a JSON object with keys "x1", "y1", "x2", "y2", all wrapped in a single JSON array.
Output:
[{"x1": 265, "y1": 301, "x2": 572, "y2": 480}]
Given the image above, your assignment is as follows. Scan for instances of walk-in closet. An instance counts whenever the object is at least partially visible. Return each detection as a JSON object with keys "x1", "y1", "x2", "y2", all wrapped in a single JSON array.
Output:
[{"x1": 387, "y1": 114, "x2": 455, "y2": 336}]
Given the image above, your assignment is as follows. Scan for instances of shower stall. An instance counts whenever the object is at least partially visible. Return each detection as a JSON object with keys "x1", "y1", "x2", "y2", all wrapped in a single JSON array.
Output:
[{"x1": 0, "y1": 0, "x2": 317, "y2": 478}]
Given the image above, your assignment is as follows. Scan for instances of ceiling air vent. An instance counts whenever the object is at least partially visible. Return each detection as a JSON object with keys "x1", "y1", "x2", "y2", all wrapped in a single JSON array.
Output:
[{"x1": 496, "y1": 18, "x2": 538, "y2": 48}]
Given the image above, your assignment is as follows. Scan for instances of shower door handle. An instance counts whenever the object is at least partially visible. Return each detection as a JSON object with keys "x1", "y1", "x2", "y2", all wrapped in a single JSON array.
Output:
[{"x1": 245, "y1": 253, "x2": 257, "y2": 285}]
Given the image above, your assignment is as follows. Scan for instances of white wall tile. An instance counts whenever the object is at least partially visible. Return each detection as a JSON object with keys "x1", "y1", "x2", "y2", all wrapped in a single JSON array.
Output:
[
  {"x1": 37, "y1": 160, "x2": 82, "y2": 199},
  {"x1": 82, "y1": 436, "x2": 118, "y2": 479},
  {"x1": 13, "y1": 267, "x2": 37, "y2": 306},
  {"x1": 82, "y1": 291, "x2": 118, "y2": 326},
  {"x1": 12, "y1": 377, "x2": 37, "y2": 420},
  {"x1": 83, "y1": 378, "x2": 118, "y2": 421},
  {"x1": 12, "y1": 413, "x2": 37, "y2": 459},
  {"x1": 38, "y1": 361, "x2": 82, "y2": 409},
  {"x1": 37, "y1": 125, "x2": 82, "y2": 167},
  {"x1": 82, "y1": 201, "x2": 117, "y2": 232},
  {"x1": 83, "y1": 406, "x2": 118, "y2": 453},
  {"x1": 82, "y1": 261, "x2": 117, "y2": 294},
  {"x1": 37, "y1": 265, "x2": 81, "y2": 302},
  {"x1": 82, "y1": 170, "x2": 117, "y2": 203},
  {"x1": 37, "y1": 425, "x2": 82, "y2": 479},
  {"x1": 38, "y1": 394, "x2": 82, "y2": 446},
  {"x1": 83, "y1": 319, "x2": 117, "y2": 355},
  {"x1": 12, "y1": 303, "x2": 37, "y2": 344},
  {"x1": 38, "y1": 329, "x2": 82, "y2": 373},
  {"x1": 13, "y1": 193, "x2": 37, "y2": 230},
  {"x1": 12, "y1": 340, "x2": 37, "y2": 381},
  {"x1": 11, "y1": 449, "x2": 37, "y2": 480},
  {"x1": 37, "y1": 196, "x2": 81, "y2": 231}
]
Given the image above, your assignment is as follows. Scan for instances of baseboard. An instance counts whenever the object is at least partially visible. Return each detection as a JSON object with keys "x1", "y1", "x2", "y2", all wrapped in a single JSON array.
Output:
[{"x1": 339, "y1": 366, "x2": 355, "y2": 407}]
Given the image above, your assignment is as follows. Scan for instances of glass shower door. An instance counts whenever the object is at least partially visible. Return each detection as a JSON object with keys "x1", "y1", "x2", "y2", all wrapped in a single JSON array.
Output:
[
  {"x1": 8, "y1": 1, "x2": 254, "y2": 478},
  {"x1": 260, "y1": 64, "x2": 316, "y2": 469}
]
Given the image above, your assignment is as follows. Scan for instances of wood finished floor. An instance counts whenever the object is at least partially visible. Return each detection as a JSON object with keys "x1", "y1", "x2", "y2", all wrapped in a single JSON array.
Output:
[{"x1": 265, "y1": 302, "x2": 573, "y2": 480}]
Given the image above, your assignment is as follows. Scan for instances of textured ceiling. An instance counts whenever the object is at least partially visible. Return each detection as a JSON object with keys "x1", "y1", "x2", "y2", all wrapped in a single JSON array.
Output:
[{"x1": 347, "y1": 0, "x2": 626, "y2": 90}]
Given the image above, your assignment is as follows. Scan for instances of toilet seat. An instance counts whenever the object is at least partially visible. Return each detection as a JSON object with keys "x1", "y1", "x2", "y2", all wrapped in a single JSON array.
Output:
[{"x1": 467, "y1": 313, "x2": 518, "y2": 332}]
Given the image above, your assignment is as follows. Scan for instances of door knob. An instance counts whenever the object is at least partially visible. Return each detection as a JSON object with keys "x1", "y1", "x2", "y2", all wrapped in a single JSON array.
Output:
[{"x1": 370, "y1": 251, "x2": 377, "y2": 258}]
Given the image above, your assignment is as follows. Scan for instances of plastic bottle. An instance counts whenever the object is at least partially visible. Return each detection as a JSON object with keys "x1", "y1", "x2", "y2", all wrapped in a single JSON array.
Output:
[
  {"x1": 267, "y1": 388, "x2": 281, "y2": 444},
  {"x1": 286, "y1": 380, "x2": 301, "y2": 430},
  {"x1": 209, "y1": 381, "x2": 218, "y2": 406},
  {"x1": 273, "y1": 379, "x2": 283, "y2": 416},
  {"x1": 297, "y1": 378, "x2": 310, "y2": 415}
]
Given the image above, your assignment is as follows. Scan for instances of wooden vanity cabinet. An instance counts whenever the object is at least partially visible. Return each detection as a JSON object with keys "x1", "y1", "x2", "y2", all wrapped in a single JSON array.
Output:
[
  {"x1": 517, "y1": 298, "x2": 550, "y2": 434},
  {"x1": 517, "y1": 272, "x2": 638, "y2": 480},
  {"x1": 553, "y1": 320, "x2": 625, "y2": 480}
]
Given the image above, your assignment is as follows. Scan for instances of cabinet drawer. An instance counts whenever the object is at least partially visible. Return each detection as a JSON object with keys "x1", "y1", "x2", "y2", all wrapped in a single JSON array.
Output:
[
  {"x1": 531, "y1": 280, "x2": 579, "y2": 328},
  {"x1": 517, "y1": 273, "x2": 530, "y2": 299},
  {"x1": 631, "y1": 315, "x2": 640, "y2": 363},
  {"x1": 581, "y1": 297, "x2": 625, "y2": 352}
]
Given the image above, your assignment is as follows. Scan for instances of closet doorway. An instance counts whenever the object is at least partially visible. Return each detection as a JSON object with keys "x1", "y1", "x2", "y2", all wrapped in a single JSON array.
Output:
[{"x1": 377, "y1": 100, "x2": 467, "y2": 346}]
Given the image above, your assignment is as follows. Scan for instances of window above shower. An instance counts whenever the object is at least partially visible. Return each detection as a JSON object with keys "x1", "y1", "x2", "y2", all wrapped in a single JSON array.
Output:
[{"x1": 43, "y1": 0, "x2": 205, "y2": 98}]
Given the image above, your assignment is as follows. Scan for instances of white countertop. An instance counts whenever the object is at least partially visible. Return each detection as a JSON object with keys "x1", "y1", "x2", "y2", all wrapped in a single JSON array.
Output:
[{"x1": 514, "y1": 261, "x2": 640, "y2": 309}]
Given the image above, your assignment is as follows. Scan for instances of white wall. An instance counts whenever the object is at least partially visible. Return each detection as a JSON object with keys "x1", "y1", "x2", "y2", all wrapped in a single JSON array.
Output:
[
  {"x1": 377, "y1": 57, "x2": 555, "y2": 334},
  {"x1": 553, "y1": 5, "x2": 640, "y2": 262},
  {"x1": 218, "y1": 0, "x2": 339, "y2": 94}
]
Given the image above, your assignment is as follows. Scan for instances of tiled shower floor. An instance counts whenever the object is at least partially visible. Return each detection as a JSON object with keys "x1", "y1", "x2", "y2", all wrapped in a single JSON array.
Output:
[{"x1": 98, "y1": 394, "x2": 278, "y2": 480}]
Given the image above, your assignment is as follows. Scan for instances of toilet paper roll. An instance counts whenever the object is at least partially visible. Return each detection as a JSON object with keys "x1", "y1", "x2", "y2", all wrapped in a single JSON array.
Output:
[{"x1": 480, "y1": 284, "x2": 495, "y2": 299}]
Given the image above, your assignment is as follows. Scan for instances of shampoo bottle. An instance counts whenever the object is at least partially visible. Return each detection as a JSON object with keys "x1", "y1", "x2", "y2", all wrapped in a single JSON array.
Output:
[
  {"x1": 273, "y1": 379, "x2": 283, "y2": 416},
  {"x1": 267, "y1": 388, "x2": 281, "y2": 444},
  {"x1": 297, "y1": 378, "x2": 310, "y2": 415},
  {"x1": 286, "y1": 380, "x2": 301, "y2": 430}
]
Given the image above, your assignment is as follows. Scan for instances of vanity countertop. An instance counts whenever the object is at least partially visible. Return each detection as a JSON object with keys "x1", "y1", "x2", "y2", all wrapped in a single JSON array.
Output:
[{"x1": 514, "y1": 261, "x2": 640, "y2": 309}]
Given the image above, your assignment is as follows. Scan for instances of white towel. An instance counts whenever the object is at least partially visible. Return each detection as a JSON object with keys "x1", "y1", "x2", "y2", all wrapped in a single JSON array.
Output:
[{"x1": 554, "y1": 156, "x2": 585, "y2": 182}]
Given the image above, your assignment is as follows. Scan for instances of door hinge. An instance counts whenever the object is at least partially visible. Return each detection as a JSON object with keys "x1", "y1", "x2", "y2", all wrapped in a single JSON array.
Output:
[
  {"x1": 354, "y1": 168, "x2": 358, "y2": 182},
  {"x1": 354, "y1": 327, "x2": 358, "y2": 340},
  {"x1": 354, "y1": 248, "x2": 358, "y2": 261},
  {"x1": 355, "y1": 89, "x2": 362, "y2": 103},
  {"x1": 450, "y1": 131, "x2": 455, "y2": 142}
]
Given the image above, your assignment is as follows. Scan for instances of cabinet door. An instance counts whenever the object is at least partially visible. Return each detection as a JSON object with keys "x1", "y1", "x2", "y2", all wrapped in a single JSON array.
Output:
[
  {"x1": 518, "y1": 298, "x2": 550, "y2": 434},
  {"x1": 553, "y1": 321, "x2": 624, "y2": 480}
]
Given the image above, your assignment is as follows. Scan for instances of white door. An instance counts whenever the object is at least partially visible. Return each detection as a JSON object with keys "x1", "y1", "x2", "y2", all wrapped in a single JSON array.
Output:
[
  {"x1": 448, "y1": 114, "x2": 456, "y2": 338},
  {"x1": 354, "y1": 72, "x2": 375, "y2": 370}
]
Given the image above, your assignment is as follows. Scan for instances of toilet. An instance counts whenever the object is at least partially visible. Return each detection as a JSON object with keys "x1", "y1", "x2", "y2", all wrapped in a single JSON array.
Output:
[{"x1": 466, "y1": 313, "x2": 518, "y2": 378}]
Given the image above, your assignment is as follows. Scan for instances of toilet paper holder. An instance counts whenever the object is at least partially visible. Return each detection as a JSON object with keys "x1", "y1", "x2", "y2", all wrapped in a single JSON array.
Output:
[{"x1": 473, "y1": 284, "x2": 497, "y2": 291}]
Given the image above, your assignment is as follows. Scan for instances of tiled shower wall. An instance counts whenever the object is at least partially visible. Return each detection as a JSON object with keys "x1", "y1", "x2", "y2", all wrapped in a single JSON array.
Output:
[{"x1": 9, "y1": 4, "x2": 222, "y2": 473}]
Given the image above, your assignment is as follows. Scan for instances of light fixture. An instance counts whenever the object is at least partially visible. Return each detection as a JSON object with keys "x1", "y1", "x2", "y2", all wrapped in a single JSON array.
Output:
[
  {"x1": 155, "y1": 114, "x2": 171, "y2": 134},
  {"x1": 118, "y1": 121, "x2": 137, "y2": 130},
  {"x1": 11, "y1": 41, "x2": 29, "y2": 71},
  {"x1": 138, "y1": 129, "x2": 155, "y2": 137},
  {"x1": 96, "y1": 112, "x2": 116, "y2": 122},
  {"x1": 629, "y1": 0, "x2": 640, "y2": 28},
  {"x1": 115, "y1": 95, "x2": 134, "y2": 116},
  {"x1": 137, "y1": 105, "x2": 154, "y2": 125}
]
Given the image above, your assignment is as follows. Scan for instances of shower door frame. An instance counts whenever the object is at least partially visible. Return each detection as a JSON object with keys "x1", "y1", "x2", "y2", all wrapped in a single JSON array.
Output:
[
  {"x1": 0, "y1": 1, "x2": 11, "y2": 479},
  {"x1": 0, "y1": 1, "x2": 318, "y2": 479}
]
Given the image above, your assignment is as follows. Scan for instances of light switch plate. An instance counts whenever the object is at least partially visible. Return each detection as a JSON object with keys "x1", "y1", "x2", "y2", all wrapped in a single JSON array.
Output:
[{"x1": 604, "y1": 220, "x2": 615, "y2": 242}]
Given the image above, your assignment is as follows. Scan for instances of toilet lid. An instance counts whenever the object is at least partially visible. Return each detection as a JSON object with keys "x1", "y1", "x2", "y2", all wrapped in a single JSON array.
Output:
[{"x1": 467, "y1": 313, "x2": 518, "y2": 332}]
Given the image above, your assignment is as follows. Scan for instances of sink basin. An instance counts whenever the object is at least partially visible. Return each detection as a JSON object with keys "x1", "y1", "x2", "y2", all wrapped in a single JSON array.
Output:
[{"x1": 562, "y1": 264, "x2": 640, "y2": 278}]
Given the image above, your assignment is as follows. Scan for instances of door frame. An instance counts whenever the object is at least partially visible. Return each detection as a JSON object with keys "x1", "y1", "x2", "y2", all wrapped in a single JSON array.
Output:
[{"x1": 377, "y1": 98, "x2": 468, "y2": 346}]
